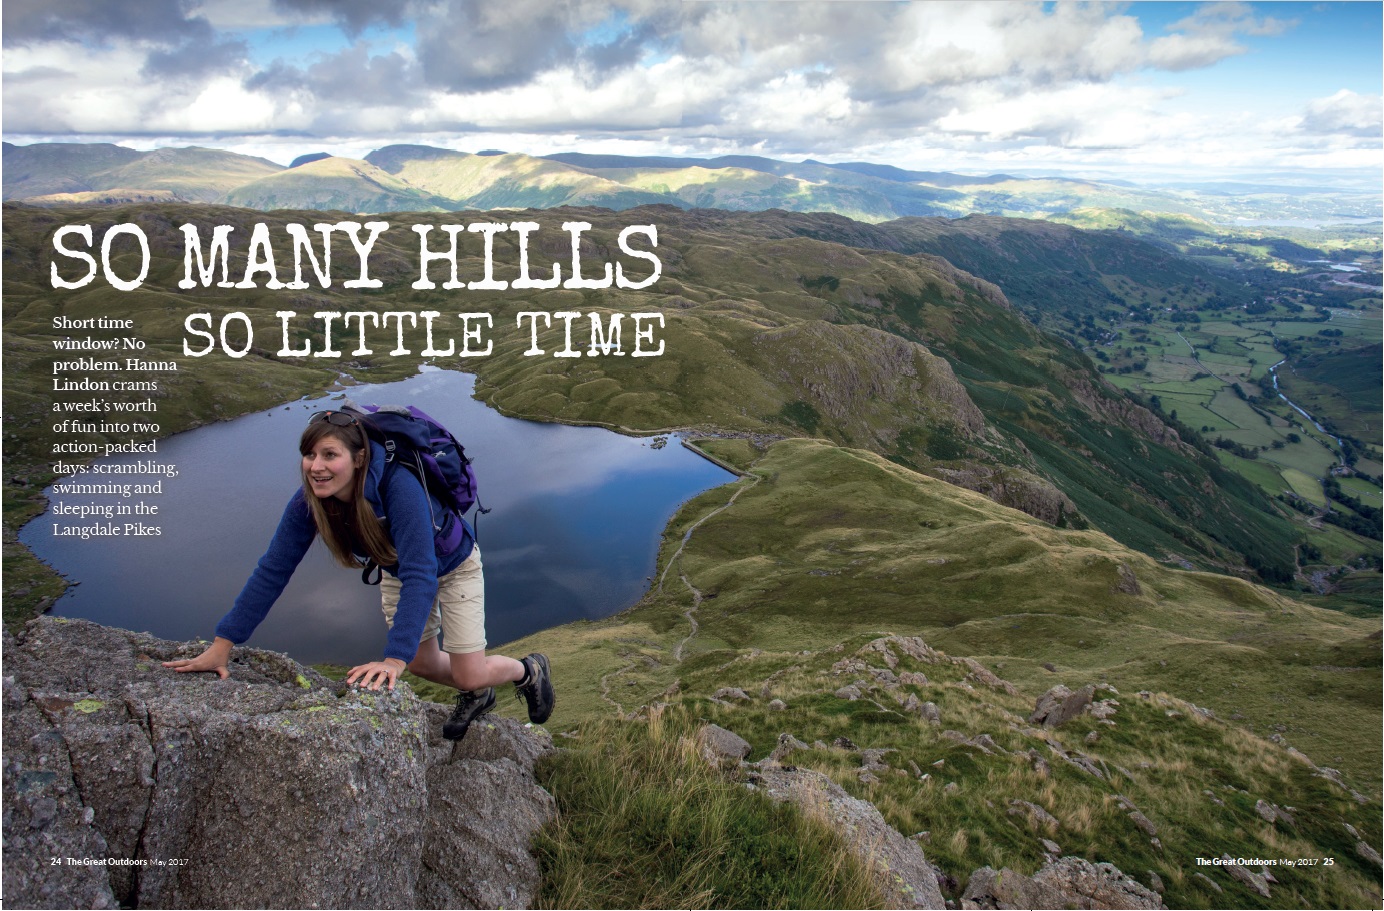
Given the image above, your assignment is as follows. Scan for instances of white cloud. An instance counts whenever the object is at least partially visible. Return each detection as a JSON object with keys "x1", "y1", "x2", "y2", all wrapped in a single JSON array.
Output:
[
  {"x1": 1298, "y1": 89, "x2": 1384, "y2": 140},
  {"x1": 936, "y1": 83, "x2": 1177, "y2": 147},
  {"x1": 4, "y1": 43, "x2": 156, "y2": 133},
  {"x1": 189, "y1": 0, "x2": 328, "y2": 30},
  {"x1": 142, "y1": 77, "x2": 280, "y2": 133},
  {"x1": 3, "y1": 0, "x2": 1377, "y2": 180}
]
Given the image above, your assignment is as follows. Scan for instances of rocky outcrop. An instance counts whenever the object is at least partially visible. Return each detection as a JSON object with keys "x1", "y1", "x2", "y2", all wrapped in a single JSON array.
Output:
[
  {"x1": 3, "y1": 618, "x2": 555, "y2": 910},
  {"x1": 753, "y1": 322, "x2": 988, "y2": 447},
  {"x1": 1065, "y1": 374, "x2": 1188, "y2": 454},
  {"x1": 932, "y1": 465, "x2": 1079, "y2": 526},
  {"x1": 961, "y1": 857, "x2": 1165, "y2": 909},
  {"x1": 749, "y1": 765, "x2": 947, "y2": 909}
]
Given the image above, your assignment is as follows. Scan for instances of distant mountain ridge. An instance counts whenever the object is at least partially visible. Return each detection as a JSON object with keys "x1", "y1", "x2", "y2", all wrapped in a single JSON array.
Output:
[
  {"x1": 10, "y1": 141, "x2": 1375, "y2": 223},
  {"x1": 2, "y1": 142, "x2": 281, "y2": 203}
]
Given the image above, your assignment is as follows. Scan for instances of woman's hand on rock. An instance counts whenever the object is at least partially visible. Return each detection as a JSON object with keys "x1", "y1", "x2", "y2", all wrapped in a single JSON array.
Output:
[
  {"x1": 347, "y1": 658, "x2": 407, "y2": 691},
  {"x1": 163, "y1": 637, "x2": 233, "y2": 679}
]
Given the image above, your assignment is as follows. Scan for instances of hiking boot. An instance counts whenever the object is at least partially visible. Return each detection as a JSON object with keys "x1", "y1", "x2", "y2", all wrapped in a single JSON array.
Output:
[
  {"x1": 515, "y1": 653, "x2": 555, "y2": 724},
  {"x1": 442, "y1": 686, "x2": 495, "y2": 741}
]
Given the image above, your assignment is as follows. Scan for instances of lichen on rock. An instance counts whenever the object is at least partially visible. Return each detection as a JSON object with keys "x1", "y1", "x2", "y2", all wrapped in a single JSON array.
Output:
[{"x1": 2, "y1": 617, "x2": 555, "y2": 910}]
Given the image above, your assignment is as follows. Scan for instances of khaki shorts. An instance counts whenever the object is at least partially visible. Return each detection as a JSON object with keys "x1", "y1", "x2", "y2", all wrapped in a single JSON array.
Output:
[{"x1": 379, "y1": 545, "x2": 486, "y2": 655}]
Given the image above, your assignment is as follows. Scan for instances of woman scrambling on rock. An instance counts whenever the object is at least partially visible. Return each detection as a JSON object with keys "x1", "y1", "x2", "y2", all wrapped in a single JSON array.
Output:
[{"x1": 164, "y1": 409, "x2": 554, "y2": 741}]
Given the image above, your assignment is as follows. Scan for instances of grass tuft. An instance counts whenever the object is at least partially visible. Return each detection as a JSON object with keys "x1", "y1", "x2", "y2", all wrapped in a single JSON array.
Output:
[{"x1": 531, "y1": 705, "x2": 886, "y2": 910}]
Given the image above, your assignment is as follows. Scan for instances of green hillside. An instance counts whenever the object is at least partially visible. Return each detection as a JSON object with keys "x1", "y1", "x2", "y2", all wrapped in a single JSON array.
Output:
[
  {"x1": 223, "y1": 156, "x2": 455, "y2": 212},
  {"x1": 754, "y1": 209, "x2": 1381, "y2": 593},
  {"x1": 366, "y1": 146, "x2": 671, "y2": 210},
  {"x1": 473, "y1": 438, "x2": 1381, "y2": 907},
  {"x1": 1, "y1": 141, "x2": 145, "y2": 199},
  {"x1": 91, "y1": 147, "x2": 283, "y2": 203}
]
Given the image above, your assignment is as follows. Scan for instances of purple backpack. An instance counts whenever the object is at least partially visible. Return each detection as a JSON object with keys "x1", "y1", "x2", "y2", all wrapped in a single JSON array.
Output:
[{"x1": 345, "y1": 403, "x2": 487, "y2": 577}]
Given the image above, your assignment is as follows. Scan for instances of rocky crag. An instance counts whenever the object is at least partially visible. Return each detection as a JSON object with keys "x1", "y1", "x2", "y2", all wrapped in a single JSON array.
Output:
[
  {"x1": 3, "y1": 617, "x2": 555, "y2": 909},
  {"x1": 8, "y1": 618, "x2": 1380, "y2": 909}
]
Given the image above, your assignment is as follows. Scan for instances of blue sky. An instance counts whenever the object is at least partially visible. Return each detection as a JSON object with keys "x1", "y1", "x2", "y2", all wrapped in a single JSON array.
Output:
[
  {"x1": 3, "y1": 1, "x2": 1379, "y2": 182},
  {"x1": 1132, "y1": 2, "x2": 1380, "y2": 106}
]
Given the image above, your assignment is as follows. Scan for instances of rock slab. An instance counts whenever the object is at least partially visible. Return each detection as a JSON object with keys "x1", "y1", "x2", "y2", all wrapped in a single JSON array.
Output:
[
  {"x1": 3, "y1": 618, "x2": 554, "y2": 910},
  {"x1": 752, "y1": 766, "x2": 947, "y2": 909},
  {"x1": 961, "y1": 857, "x2": 1165, "y2": 909}
]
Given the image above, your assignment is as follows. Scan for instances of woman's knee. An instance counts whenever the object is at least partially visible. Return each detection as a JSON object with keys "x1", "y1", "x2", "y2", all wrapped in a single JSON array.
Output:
[{"x1": 449, "y1": 653, "x2": 488, "y2": 691}]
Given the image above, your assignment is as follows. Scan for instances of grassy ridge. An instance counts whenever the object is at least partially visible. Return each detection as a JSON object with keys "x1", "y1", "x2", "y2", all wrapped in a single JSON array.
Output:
[
  {"x1": 482, "y1": 438, "x2": 1379, "y2": 907},
  {"x1": 493, "y1": 440, "x2": 1380, "y2": 783}
]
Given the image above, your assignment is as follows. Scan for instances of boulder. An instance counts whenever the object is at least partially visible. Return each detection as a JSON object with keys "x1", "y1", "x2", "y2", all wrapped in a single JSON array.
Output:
[
  {"x1": 3, "y1": 618, "x2": 554, "y2": 910},
  {"x1": 961, "y1": 857, "x2": 1164, "y2": 909},
  {"x1": 1193, "y1": 872, "x2": 1223, "y2": 894},
  {"x1": 857, "y1": 639, "x2": 899, "y2": 670},
  {"x1": 1128, "y1": 811, "x2": 1158, "y2": 837},
  {"x1": 696, "y1": 723, "x2": 751, "y2": 767},
  {"x1": 831, "y1": 657, "x2": 869, "y2": 675},
  {"x1": 1113, "y1": 563, "x2": 1142, "y2": 596},
  {"x1": 1218, "y1": 856, "x2": 1270, "y2": 899},
  {"x1": 869, "y1": 667, "x2": 901, "y2": 688},
  {"x1": 1024, "y1": 749, "x2": 1050, "y2": 777},
  {"x1": 890, "y1": 636, "x2": 942, "y2": 664},
  {"x1": 444, "y1": 709, "x2": 553, "y2": 773},
  {"x1": 3, "y1": 680, "x2": 118, "y2": 910},
  {"x1": 1049, "y1": 745, "x2": 1106, "y2": 780},
  {"x1": 1253, "y1": 799, "x2": 1294, "y2": 827},
  {"x1": 942, "y1": 730, "x2": 1005, "y2": 755},
  {"x1": 1090, "y1": 699, "x2": 1119, "y2": 720},
  {"x1": 768, "y1": 733, "x2": 811, "y2": 763},
  {"x1": 1006, "y1": 799, "x2": 1059, "y2": 832},
  {"x1": 1030, "y1": 685, "x2": 1095, "y2": 728},
  {"x1": 859, "y1": 636, "x2": 940, "y2": 666}
]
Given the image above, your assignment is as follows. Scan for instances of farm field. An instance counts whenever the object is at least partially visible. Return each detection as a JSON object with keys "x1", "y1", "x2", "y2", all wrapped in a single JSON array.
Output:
[
  {"x1": 1281, "y1": 467, "x2": 1327, "y2": 506},
  {"x1": 1338, "y1": 475, "x2": 1380, "y2": 500},
  {"x1": 1090, "y1": 286, "x2": 1381, "y2": 606}
]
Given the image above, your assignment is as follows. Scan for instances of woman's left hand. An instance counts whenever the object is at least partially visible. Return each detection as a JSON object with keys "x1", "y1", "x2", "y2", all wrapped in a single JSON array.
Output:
[{"x1": 347, "y1": 657, "x2": 407, "y2": 691}]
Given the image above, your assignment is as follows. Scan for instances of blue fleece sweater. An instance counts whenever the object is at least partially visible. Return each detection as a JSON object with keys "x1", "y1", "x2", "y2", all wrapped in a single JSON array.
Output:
[{"x1": 215, "y1": 459, "x2": 473, "y2": 663}]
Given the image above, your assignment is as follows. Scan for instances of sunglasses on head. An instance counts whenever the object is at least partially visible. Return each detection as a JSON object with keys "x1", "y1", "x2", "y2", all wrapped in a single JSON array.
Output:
[{"x1": 308, "y1": 410, "x2": 358, "y2": 427}]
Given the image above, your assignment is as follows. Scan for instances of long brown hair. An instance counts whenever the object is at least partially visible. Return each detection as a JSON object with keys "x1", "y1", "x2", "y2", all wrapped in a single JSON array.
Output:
[{"x1": 299, "y1": 419, "x2": 397, "y2": 569}]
